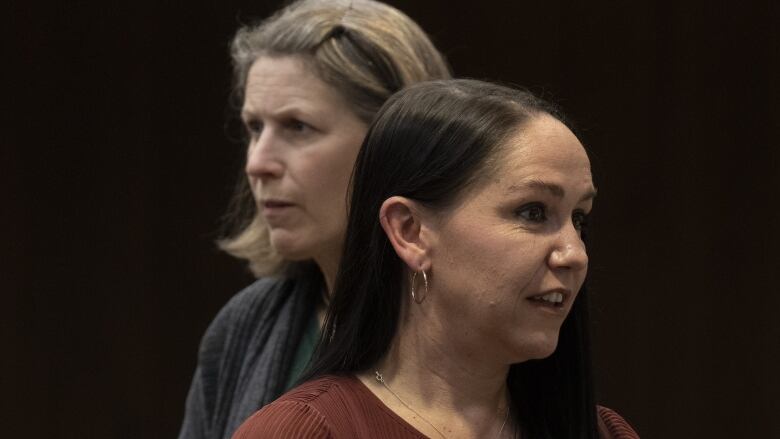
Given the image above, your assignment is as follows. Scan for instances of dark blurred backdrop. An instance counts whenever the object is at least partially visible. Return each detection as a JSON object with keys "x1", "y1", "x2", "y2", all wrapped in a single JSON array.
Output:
[{"x1": 6, "y1": 1, "x2": 778, "y2": 437}]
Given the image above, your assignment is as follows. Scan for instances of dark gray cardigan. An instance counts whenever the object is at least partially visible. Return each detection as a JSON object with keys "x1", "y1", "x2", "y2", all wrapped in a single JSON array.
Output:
[{"x1": 177, "y1": 276, "x2": 317, "y2": 439}]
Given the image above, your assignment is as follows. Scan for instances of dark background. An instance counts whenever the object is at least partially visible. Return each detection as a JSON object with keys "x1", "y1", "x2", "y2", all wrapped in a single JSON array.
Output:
[{"x1": 6, "y1": 1, "x2": 778, "y2": 437}]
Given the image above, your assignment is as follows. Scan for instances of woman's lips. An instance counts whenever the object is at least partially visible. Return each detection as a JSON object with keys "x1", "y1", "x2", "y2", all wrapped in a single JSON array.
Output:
[
  {"x1": 260, "y1": 199, "x2": 296, "y2": 221},
  {"x1": 526, "y1": 289, "x2": 571, "y2": 314},
  {"x1": 263, "y1": 199, "x2": 294, "y2": 209}
]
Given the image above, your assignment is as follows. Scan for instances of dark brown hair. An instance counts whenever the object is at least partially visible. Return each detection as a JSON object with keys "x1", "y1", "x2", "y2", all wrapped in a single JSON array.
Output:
[{"x1": 308, "y1": 79, "x2": 598, "y2": 439}]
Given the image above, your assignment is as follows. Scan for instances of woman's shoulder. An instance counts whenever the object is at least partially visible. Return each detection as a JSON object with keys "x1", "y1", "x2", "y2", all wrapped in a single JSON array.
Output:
[
  {"x1": 192, "y1": 276, "x2": 305, "y2": 389},
  {"x1": 217, "y1": 277, "x2": 292, "y2": 322},
  {"x1": 199, "y1": 278, "x2": 294, "y2": 350},
  {"x1": 233, "y1": 375, "x2": 425, "y2": 439},
  {"x1": 270, "y1": 375, "x2": 361, "y2": 407},
  {"x1": 597, "y1": 406, "x2": 640, "y2": 439},
  {"x1": 230, "y1": 376, "x2": 344, "y2": 439},
  {"x1": 180, "y1": 277, "x2": 317, "y2": 439},
  {"x1": 231, "y1": 398, "x2": 332, "y2": 439}
]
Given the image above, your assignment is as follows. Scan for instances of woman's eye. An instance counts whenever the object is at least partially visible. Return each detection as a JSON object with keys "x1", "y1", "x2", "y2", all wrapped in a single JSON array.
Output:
[
  {"x1": 516, "y1": 203, "x2": 547, "y2": 223},
  {"x1": 286, "y1": 119, "x2": 311, "y2": 133},
  {"x1": 572, "y1": 211, "x2": 589, "y2": 231},
  {"x1": 245, "y1": 119, "x2": 263, "y2": 136}
]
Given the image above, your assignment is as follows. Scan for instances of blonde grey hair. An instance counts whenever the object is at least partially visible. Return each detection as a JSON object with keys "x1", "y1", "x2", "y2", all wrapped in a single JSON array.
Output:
[{"x1": 219, "y1": 0, "x2": 451, "y2": 277}]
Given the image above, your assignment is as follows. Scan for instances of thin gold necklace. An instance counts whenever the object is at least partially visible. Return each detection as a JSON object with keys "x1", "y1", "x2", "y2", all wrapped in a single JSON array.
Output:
[{"x1": 374, "y1": 371, "x2": 510, "y2": 439}]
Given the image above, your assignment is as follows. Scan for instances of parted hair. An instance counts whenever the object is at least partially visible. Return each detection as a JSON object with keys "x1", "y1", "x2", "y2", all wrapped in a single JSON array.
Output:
[
  {"x1": 306, "y1": 79, "x2": 598, "y2": 439},
  {"x1": 219, "y1": 0, "x2": 451, "y2": 276}
]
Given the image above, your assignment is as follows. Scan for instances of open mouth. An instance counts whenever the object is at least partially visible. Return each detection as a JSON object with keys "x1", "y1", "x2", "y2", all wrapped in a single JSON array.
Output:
[{"x1": 527, "y1": 292, "x2": 565, "y2": 308}]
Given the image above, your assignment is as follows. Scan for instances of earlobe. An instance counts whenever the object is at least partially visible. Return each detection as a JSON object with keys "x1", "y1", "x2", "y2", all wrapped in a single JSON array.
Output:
[{"x1": 379, "y1": 196, "x2": 429, "y2": 271}]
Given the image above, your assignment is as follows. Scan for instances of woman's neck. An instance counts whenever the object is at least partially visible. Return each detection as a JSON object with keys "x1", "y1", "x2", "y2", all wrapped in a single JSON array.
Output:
[
  {"x1": 386, "y1": 322, "x2": 509, "y2": 408},
  {"x1": 313, "y1": 249, "x2": 339, "y2": 296},
  {"x1": 358, "y1": 314, "x2": 513, "y2": 438}
]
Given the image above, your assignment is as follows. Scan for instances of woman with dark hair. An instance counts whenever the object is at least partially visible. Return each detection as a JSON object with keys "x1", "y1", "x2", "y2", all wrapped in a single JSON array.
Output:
[
  {"x1": 178, "y1": 1, "x2": 450, "y2": 438},
  {"x1": 232, "y1": 79, "x2": 640, "y2": 438}
]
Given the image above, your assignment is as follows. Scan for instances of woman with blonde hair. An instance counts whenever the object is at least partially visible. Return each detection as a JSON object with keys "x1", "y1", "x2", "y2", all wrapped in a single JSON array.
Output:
[{"x1": 178, "y1": 1, "x2": 450, "y2": 438}]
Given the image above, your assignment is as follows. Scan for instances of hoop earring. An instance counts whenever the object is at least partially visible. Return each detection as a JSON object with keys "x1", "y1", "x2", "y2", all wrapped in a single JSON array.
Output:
[{"x1": 410, "y1": 270, "x2": 428, "y2": 304}]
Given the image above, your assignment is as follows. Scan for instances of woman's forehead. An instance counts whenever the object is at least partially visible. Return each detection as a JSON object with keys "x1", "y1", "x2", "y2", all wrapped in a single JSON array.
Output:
[
  {"x1": 475, "y1": 118, "x2": 594, "y2": 198},
  {"x1": 242, "y1": 56, "x2": 348, "y2": 118},
  {"x1": 501, "y1": 117, "x2": 589, "y2": 172}
]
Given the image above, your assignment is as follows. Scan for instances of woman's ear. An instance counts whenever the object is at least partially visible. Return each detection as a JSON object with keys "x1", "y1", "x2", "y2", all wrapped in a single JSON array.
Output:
[{"x1": 379, "y1": 196, "x2": 430, "y2": 271}]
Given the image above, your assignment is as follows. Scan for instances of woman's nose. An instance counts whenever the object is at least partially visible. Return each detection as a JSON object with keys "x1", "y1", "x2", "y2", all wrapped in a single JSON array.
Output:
[
  {"x1": 548, "y1": 225, "x2": 588, "y2": 272},
  {"x1": 245, "y1": 131, "x2": 284, "y2": 180}
]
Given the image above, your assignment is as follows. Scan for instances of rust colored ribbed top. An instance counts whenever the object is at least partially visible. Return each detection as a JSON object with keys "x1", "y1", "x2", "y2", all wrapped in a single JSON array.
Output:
[{"x1": 232, "y1": 375, "x2": 639, "y2": 438}]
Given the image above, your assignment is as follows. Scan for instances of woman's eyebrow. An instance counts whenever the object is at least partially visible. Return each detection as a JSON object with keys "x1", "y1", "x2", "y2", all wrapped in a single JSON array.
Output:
[
  {"x1": 506, "y1": 180, "x2": 564, "y2": 197},
  {"x1": 505, "y1": 179, "x2": 598, "y2": 201}
]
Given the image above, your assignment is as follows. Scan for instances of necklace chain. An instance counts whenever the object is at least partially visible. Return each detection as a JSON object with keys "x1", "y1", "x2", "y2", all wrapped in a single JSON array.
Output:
[{"x1": 374, "y1": 370, "x2": 509, "y2": 439}]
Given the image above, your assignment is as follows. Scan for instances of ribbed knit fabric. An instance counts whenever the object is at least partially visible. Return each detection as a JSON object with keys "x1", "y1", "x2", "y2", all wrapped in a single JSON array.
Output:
[
  {"x1": 597, "y1": 406, "x2": 640, "y2": 438},
  {"x1": 233, "y1": 401, "x2": 331, "y2": 439},
  {"x1": 232, "y1": 376, "x2": 426, "y2": 439},
  {"x1": 232, "y1": 375, "x2": 640, "y2": 439},
  {"x1": 178, "y1": 276, "x2": 318, "y2": 439}
]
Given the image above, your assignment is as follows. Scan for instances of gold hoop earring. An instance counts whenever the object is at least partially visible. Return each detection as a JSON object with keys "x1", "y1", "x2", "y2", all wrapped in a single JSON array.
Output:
[{"x1": 410, "y1": 270, "x2": 428, "y2": 304}]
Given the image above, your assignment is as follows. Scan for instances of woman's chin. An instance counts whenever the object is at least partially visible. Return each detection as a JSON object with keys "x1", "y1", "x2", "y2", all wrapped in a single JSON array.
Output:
[
  {"x1": 270, "y1": 233, "x2": 310, "y2": 261},
  {"x1": 513, "y1": 331, "x2": 561, "y2": 361}
]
